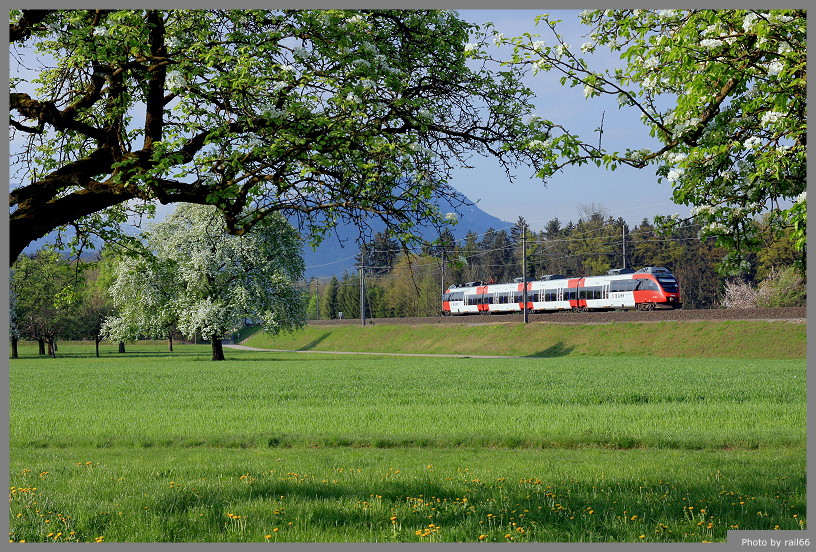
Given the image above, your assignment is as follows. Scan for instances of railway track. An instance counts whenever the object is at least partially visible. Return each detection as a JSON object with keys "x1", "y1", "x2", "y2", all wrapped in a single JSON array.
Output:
[{"x1": 310, "y1": 307, "x2": 806, "y2": 326}]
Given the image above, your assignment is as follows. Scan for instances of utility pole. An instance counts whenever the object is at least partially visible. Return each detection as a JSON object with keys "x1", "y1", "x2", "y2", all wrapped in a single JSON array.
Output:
[
  {"x1": 359, "y1": 265, "x2": 366, "y2": 327},
  {"x1": 622, "y1": 222, "x2": 627, "y2": 269},
  {"x1": 522, "y1": 233, "x2": 529, "y2": 324},
  {"x1": 441, "y1": 253, "x2": 445, "y2": 296}
]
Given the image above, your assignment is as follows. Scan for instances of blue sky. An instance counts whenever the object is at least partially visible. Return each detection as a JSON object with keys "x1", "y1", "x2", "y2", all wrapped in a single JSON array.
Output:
[{"x1": 448, "y1": 9, "x2": 688, "y2": 231}]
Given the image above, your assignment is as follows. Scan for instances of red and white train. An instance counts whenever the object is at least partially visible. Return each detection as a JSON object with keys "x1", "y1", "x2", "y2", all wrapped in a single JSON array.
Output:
[{"x1": 442, "y1": 267, "x2": 681, "y2": 315}]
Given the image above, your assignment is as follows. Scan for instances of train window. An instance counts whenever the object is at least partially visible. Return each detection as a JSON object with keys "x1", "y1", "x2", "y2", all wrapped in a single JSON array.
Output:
[
  {"x1": 544, "y1": 290, "x2": 557, "y2": 302},
  {"x1": 641, "y1": 279, "x2": 659, "y2": 291},
  {"x1": 578, "y1": 287, "x2": 602, "y2": 299},
  {"x1": 657, "y1": 276, "x2": 679, "y2": 293}
]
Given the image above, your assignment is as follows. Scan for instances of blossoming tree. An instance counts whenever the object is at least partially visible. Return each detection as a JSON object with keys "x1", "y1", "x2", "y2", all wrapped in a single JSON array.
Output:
[
  {"x1": 9, "y1": 9, "x2": 548, "y2": 265},
  {"x1": 104, "y1": 203, "x2": 305, "y2": 360},
  {"x1": 497, "y1": 9, "x2": 805, "y2": 273},
  {"x1": 102, "y1": 253, "x2": 181, "y2": 353}
]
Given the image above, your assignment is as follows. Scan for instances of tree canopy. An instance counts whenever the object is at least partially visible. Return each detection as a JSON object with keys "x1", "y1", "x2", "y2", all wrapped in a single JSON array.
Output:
[
  {"x1": 9, "y1": 9, "x2": 548, "y2": 265},
  {"x1": 498, "y1": 9, "x2": 805, "y2": 274}
]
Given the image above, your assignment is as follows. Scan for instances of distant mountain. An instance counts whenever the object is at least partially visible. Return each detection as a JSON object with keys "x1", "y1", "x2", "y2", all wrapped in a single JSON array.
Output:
[
  {"x1": 300, "y1": 194, "x2": 512, "y2": 278},
  {"x1": 20, "y1": 193, "x2": 512, "y2": 277}
]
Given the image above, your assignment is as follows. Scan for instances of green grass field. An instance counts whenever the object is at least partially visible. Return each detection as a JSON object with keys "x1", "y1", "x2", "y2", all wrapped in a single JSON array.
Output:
[
  {"x1": 8, "y1": 329, "x2": 807, "y2": 543},
  {"x1": 242, "y1": 320, "x2": 807, "y2": 359}
]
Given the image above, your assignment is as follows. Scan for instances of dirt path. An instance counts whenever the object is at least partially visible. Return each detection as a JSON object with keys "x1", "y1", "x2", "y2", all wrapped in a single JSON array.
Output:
[{"x1": 223, "y1": 344, "x2": 522, "y2": 359}]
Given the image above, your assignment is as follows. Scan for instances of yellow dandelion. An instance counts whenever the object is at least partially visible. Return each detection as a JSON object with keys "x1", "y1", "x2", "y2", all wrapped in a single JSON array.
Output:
[{"x1": 639, "y1": 535, "x2": 645, "y2": 539}]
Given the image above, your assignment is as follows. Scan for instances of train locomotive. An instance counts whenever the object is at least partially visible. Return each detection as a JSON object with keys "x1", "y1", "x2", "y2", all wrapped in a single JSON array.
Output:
[{"x1": 442, "y1": 267, "x2": 681, "y2": 315}]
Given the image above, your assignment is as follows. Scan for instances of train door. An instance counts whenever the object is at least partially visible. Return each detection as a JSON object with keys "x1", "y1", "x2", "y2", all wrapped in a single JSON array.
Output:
[{"x1": 567, "y1": 278, "x2": 584, "y2": 311}]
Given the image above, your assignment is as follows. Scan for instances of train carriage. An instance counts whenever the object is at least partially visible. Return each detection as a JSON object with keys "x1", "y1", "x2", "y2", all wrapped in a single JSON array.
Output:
[{"x1": 442, "y1": 267, "x2": 681, "y2": 315}]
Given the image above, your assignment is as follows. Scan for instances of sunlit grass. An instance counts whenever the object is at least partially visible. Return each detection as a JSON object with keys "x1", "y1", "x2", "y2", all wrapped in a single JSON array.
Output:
[
  {"x1": 9, "y1": 342, "x2": 807, "y2": 542},
  {"x1": 10, "y1": 344, "x2": 805, "y2": 451}
]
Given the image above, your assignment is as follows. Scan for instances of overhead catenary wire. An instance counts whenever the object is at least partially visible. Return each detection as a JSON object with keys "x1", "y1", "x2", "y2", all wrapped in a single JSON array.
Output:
[{"x1": 305, "y1": 216, "x2": 708, "y2": 283}]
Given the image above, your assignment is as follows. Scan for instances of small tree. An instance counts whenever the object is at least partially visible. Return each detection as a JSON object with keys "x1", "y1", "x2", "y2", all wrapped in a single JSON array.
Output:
[
  {"x1": 103, "y1": 255, "x2": 181, "y2": 352},
  {"x1": 11, "y1": 250, "x2": 79, "y2": 357},
  {"x1": 9, "y1": 274, "x2": 20, "y2": 359},
  {"x1": 76, "y1": 265, "x2": 116, "y2": 358},
  {"x1": 324, "y1": 276, "x2": 341, "y2": 320}
]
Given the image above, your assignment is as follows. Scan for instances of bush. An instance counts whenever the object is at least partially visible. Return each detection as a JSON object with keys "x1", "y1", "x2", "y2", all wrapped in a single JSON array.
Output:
[
  {"x1": 722, "y1": 278, "x2": 757, "y2": 308},
  {"x1": 756, "y1": 267, "x2": 806, "y2": 307}
]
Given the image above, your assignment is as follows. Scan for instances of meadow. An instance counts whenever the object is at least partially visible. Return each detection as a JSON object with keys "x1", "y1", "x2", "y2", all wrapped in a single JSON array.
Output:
[{"x1": 8, "y1": 336, "x2": 807, "y2": 543}]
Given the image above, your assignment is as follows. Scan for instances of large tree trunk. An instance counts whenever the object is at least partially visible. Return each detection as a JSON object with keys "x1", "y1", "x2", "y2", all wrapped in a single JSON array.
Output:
[
  {"x1": 118, "y1": 341, "x2": 126, "y2": 353},
  {"x1": 168, "y1": 333, "x2": 174, "y2": 352},
  {"x1": 11, "y1": 336, "x2": 18, "y2": 359},
  {"x1": 47, "y1": 337, "x2": 56, "y2": 358},
  {"x1": 211, "y1": 335, "x2": 225, "y2": 361},
  {"x1": 95, "y1": 335, "x2": 101, "y2": 358},
  {"x1": 37, "y1": 338, "x2": 45, "y2": 355}
]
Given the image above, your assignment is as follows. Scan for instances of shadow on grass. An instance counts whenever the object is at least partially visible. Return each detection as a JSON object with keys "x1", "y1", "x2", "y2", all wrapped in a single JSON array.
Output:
[
  {"x1": 531, "y1": 341, "x2": 576, "y2": 358},
  {"x1": 13, "y1": 350, "x2": 207, "y2": 361},
  {"x1": 137, "y1": 463, "x2": 807, "y2": 542},
  {"x1": 297, "y1": 332, "x2": 331, "y2": 351}
]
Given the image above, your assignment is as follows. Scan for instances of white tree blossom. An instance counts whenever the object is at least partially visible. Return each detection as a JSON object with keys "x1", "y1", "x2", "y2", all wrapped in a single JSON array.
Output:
[{"x1": 106, "y1": 203, "x2": 306, "y2": 360}]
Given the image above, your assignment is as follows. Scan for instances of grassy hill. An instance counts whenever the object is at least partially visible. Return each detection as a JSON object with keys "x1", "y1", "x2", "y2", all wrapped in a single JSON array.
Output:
[{"x1": 242, "y1": 319, "x2": 806, "y2": 359}]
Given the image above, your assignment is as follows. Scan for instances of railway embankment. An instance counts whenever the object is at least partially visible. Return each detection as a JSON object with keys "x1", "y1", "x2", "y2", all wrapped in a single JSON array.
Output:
[{"x1": 243, "y1": 311, "x2": 806, "y2": 359}]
